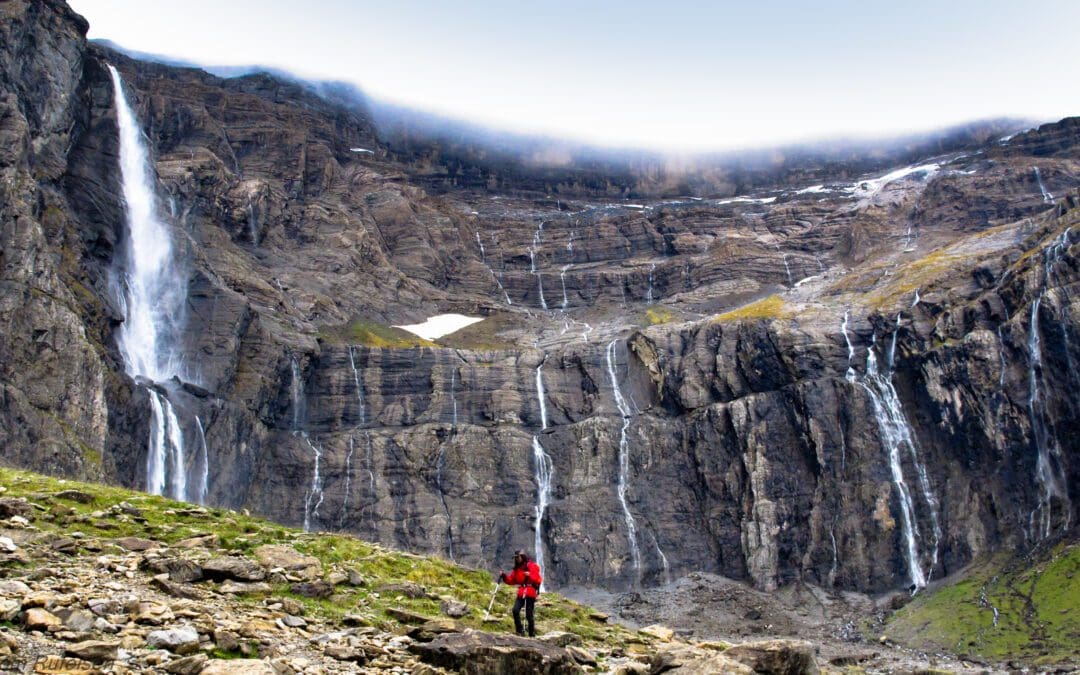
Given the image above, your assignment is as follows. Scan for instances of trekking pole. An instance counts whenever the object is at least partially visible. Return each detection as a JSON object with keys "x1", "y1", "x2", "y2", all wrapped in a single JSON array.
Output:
[{"x1": 483, "y1": 580, "x2": 501, "y2": 621}]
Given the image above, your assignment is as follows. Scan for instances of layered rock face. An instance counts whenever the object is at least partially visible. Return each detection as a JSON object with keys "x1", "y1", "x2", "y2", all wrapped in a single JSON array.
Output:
[{"x1": 1, "y1": 0, "x2": 1078, "y2": 597}]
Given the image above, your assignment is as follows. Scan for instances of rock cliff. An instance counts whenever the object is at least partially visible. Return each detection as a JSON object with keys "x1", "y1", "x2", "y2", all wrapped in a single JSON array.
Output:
[{"x1": 1, "y1": 0, "x2": 1077, "y2": 602}]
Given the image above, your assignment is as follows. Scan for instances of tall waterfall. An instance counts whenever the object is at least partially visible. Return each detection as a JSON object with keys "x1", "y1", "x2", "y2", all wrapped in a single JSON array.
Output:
[
  {"x1": 605, "y1": 340, "x2": 642, "y2": 583},
  {"x1": 109, "y1": 66, "x2": 191, "y2": 500},
  {"x1": 348, "y1": 346, "x2": 366, "y2": 426},
  {"x1": 194, "y1": 417, "x2": 210, "y2": 505},
  {"x1": 291, "y1": 356, "x2": 324, "y2": 532},
  {"x1": 1026, "y1": 228, "x2": 1073, "y2": 538},
  {"x1": 532, "y1": 357, "x2": 554, "y2": 586},
  {"x1": 476, "y1": 231, "x2": 512, "y2": 305},
  {"x1": 530, "y1": 221, "x2": 548, "y2": 310},
  {"x1": 851, "y1": 315, "x2": 941, "y2": 590}
]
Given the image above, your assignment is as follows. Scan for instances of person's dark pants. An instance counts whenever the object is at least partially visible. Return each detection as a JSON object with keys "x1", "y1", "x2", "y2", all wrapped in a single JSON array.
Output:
[{"x1": 512, "y1": 596, "x2": 536, "y2": 637}]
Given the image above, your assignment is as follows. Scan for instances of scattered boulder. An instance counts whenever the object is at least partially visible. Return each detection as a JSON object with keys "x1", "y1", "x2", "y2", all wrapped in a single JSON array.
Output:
[
  {"x1": 54, "y1": 490, "x2": 95, "y2": 504},
  {"x1": 325, "y1": 570, "x2": 348, "y2": 586},
  {"x1": 113, "y1": 536, "x2": 160, "y2": 552},
  {"x1": 324, "y1": 644, "x2": 368, "y2": 663},
  {"x1": 24, "y1": 607, "x2": 62, "y2": 631},
  {"x1": 202, "y1": 556, "x2": 266, "y2": 582},
  {"x1": 0, "y1": 536, "x2": 17, "y2": 553},
  {"x1": 252, "y1": 545, "x2": 320, "y2": 580},
  {"x1": 440, "y1": 598, "x2": 468, "y2": 618},
  {"x1": 641, "y1": 624, "x2": 675, "y2": 642},
  {"x1": 55, "y1": 608, "x2": 95, "y2": 632},
  {"x1": 132, "y1": 601, "x2": 175, "y2": 625},
  {"x1": 289, "y1": 580, "x2": 332, "y2": 599},
  {"x1": 567, "y1": 646, "x2": 597, "y2": 667},
  {"x1": 172, "y1": 534, "x2": 219, "y2": 549},
  {"x1": 410, "y1": 631, "x2": 582, "y2": 674},
  {"x1": 219, "y1": 581, "x2": 272, "y2": 596},
  {"x1": 150, "y1": 575, "x2": 205, "y2": 600},
  {"x1": 64, "y1": 639, "x2": 119, "y2": 663},
  {"x1": 0, "y1": 580, "x2": 31, "y2": 596},
  {"x1": 539, "y1": 631, "x2": 580, "y2": 648},
  {"x1": 407, "y1": 618, "x2": 461, "y2": 642},
  {"x1": 649, "y1": 644, "x2": 754, "y2": 674},
  {"x1": 146, "y1": 626, "x2": 200, "y2": 654},
  {"x1": 377, "y1": 582, "x2": 428, "y2": 599},
  {"x1": 724, "y1": 639, "x2": 819, "y2": 675},
  {"x1": 143, "y1": 556, "x2": 204, "y2": 583},
  {"x1": 0, "y1": 497, "x2": 34, "y2": 519},
  {"x1": 344, "y1": 568, "x2": 365, "y2": 586},
  {"x1": 280, "y1": 614, "x2": 307, "y2": 628},
  {"x1": 384, "y1": 607, "x2": 430, "y2": 625},
  {"x1": 164, "y1": 653, "x2": 208, "y2": 675},
  {"x1": 199, "y1": 659, "x2": 276, "y2": 675}
]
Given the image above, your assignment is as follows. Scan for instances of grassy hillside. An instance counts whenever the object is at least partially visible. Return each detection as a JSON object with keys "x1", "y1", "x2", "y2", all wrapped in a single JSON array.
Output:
[
  {"x1": 0, "y1": 467, "x2": 631, "y2": 649},
  {"x1": 884, "y1": 541, "x2": 1080, "y2": 666}
]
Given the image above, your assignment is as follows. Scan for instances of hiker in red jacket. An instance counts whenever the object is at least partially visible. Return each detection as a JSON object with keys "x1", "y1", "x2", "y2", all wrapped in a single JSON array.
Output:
[{"x1": 498, "y1": 549, "x2": 542, "y2": 637}]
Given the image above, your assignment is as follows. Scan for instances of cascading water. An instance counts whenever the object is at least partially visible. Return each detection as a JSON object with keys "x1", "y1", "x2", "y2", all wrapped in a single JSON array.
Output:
[
  {"x1": 290, "y1": 356, "x2": 325, "y2": 532},
  {"x1": 348, "y1": 346, "x2": 366, "y2": 426},
  {"x1": 1034, "y1": 167, "x2": 1054, "y2": 203},
  {"x1": 435, "y1": 442, "x2": 455, "y2": 561},
  {"x1": 1026, "y1": 228, "x2": 1073, "y2": 537},
  {"x1": 532, "y1": 357, "x2": 554, "y2": 586},
  {"x1": 109, "y1": 66, "x2": 191, "y2": 500},
  {"x1": 194, "y1": 417, "x2": 209, "y2": 505},
  {"x1": 340, "y1": 436, "x2": 355, "y2": 527},
  {"x1": 476, "y1": 231, "x2": 512, "y2": 305},
  {"x1": 775, "y1": 244, "x2": 793, "y2": 286},
  {"x1": 605, "y1": 340, "x2": 643, "y2": 583},
  {"x1": 560, "y1": 265, "x2": 571, "y2": 310},
  {"x1": 852, "y1": 315, "x2": 941, "y2": 590},
  {"x1": 530, "y1": 221, "x2": 548, "y2": 310},
  {"x1": 841, "y1": 311, "x2": 856, "y2": 383},
  {"x1": 646, "y1": 263, "x2": 656, "y2": 304}
]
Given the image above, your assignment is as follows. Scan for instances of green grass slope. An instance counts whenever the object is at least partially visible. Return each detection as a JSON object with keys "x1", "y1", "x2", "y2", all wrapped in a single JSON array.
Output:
[{"x1": 884, "y1": 541, "x2": 1079, "y2": 667}]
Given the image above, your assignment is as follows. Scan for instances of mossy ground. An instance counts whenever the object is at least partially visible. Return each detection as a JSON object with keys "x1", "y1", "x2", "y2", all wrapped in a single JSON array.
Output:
[
  {"x1": 0, "y1": 467, "x2": 632, "y2": 651},
  {"x1": 319, "y1": 318, "x2": 437, "y2": 348},
  {"x1": 712, "y1": 294, "x2": 787, "y2": 323},
  {"x1": 884, "y1": 542, "x2": 1080, "y2": 665}
]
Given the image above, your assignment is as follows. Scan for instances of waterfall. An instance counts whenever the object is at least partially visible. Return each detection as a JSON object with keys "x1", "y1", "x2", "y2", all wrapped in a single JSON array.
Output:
[
  {"x1": 348, "y1": 346, "x2": 366, "y2": 426},
  {"x1": 560, "y1": 265, "x2": 571, "y2": 310},
  {"x1": 855, "y1": 323, "x2": 941, "y2": 590},
  {"x1": 476, "y1": 231, "x2": 512, "y2": 305},
  {"x1": 605, "y1": 340, "x2": 642, "y2": 583},
  {"x1": 775, "y1": 244, "x2": 793, "y2": 286},
  {"x1": 194, "y1": 416, "x2": 209, "y2": 505},
  {"x1": 340, "y1": 436, "x2": 355, "y2": 527},
  {"x1": 1034, "y1": 167, "x2": 1054, "y2": 203},
  {"x1": 530, "y1": 222, "x2": 548, "y2": 310},
  {"x1": 301, "y1": 434, "x2": 325, "y2": 533},
  {"x1": 109, "y1": 66, "x2": 191, "y2": 500},
  {"x1": 841, "y1": 311, "x2": 856, "y2": 382},
  {"x1": 435, "y1": 443, "x2": 455, "y2": 561},
  {"x1": 532, "y1": 357, "x2": 554, "y2": 586},
  {"x1": 646, "y1": 263, "x2": 657, "y2": 304},
  {"x1": 364, "y1": 432, "x2": 377, "y2": 530},
  {"x1": 1026, "y1": 228, "x2": 1073, "y2": 537},
  {"x1": 531, "y1": 436, "x2": 553, "y2": 588}
]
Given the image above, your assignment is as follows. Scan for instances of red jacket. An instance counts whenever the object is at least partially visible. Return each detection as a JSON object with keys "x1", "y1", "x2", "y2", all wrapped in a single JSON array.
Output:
[{"x1": 503, "y1": 560, "x2": 542, "y2": 599}]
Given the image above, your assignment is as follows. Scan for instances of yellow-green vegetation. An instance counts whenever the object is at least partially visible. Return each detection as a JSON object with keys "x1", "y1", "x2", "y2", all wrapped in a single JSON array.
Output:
[
  {"x1": 884, "y1": 543, "x2": 1080, "y2": 666},
  {"x1": 644, "y1": 305, "x2": 680, "y2": 326},
  {"x1": 0, "y1": 467, "x2": 633, "y2": 650},
  {"x1": 712, "y1": 295, "x2": 787, "y2": 323},
  {"x1": 319, "y1": 318, "x2": 437, "y2": 348}
]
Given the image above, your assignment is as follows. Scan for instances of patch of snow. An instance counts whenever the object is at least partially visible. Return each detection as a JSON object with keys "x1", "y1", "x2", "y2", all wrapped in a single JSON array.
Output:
[
  {"x1": 350, "y1": 148, "x2": 374, "y2": 154},
  {"x1": 852, "y1": 162, "x2": 940, "y2": 199},
  {"x1": 794, "y1": 275, "x2": 821, "y2": 287},
  {"x1": 716, "y1": 196, "x2": 778, "y2": 205},
  {"x1": 795, "y1": 185, "x2": 827, "y2": 195},
  {"x1": 394, "y1": 314, "x2": 484, "y2": 341}
]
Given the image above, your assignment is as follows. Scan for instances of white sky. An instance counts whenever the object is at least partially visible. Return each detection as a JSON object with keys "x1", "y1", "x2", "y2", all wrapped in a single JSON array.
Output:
[{"x1": 69, "y1": 0, "x2": 1080, "y2": 152}]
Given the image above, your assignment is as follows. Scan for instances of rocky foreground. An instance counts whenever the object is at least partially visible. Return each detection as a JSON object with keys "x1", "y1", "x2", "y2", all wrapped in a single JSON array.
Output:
[{"x1": 0, "y1": 467, "x2": 865, "y2": 675}]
